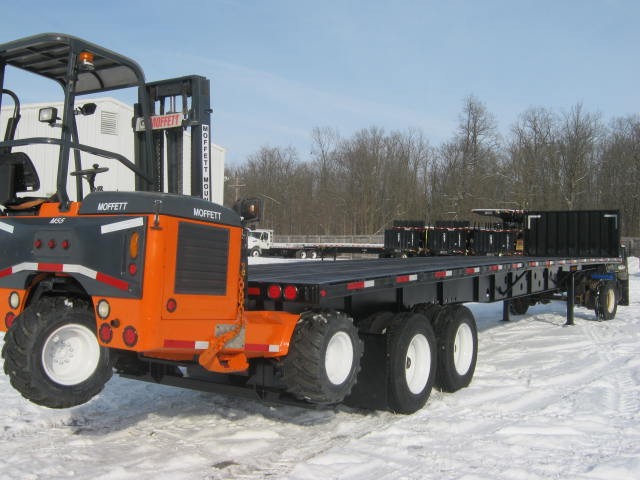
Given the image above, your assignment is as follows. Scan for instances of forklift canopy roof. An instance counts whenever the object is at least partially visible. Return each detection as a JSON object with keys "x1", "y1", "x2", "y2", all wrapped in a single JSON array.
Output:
[{"x1": 0, "y1": 33, "x2": 145, "y2": 94}]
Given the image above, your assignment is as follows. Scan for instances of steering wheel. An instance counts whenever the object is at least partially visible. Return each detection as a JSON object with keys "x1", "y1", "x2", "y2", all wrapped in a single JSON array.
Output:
[{"x1": 70, "y1": 164, "x2": 109, "y2": 192}]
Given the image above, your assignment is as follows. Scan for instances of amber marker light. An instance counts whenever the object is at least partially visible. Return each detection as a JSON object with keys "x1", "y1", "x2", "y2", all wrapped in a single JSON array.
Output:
[
  {"x1": 129, "y1": 232, "x2": 140, "y2": 259},
  {"x1": 78, "y1": 51, "x2": 95, "y2": 70}
]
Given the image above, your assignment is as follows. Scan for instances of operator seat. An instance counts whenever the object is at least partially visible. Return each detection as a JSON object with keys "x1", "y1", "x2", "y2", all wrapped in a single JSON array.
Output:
[{"x1": 0, "y1": 152, "x2": 46, "y2": 214}]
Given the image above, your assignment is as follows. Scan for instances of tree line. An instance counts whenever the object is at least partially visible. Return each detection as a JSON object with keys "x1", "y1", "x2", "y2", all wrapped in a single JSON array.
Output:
[{"x1": 224, "y1": 96, "x2": 640, "y2": 237}]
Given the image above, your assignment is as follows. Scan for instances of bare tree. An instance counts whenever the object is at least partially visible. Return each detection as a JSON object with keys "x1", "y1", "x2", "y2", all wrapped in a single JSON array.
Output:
[
  {"x1": 557, "y1": 103, "x2": 602, "y2": 209},
  {"x1": 506, "y1": 107, "x2": 559, "y2": 209}
]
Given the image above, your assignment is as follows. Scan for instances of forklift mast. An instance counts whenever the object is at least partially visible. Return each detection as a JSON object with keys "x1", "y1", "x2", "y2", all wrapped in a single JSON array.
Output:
[{"x1": 134, "y1": 76, "x2": 212, "y2": 200}]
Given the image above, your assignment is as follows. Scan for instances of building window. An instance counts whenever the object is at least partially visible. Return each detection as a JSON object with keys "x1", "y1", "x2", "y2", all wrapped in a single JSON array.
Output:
[{"x1": 100, "y1": 111, "x2": 118, "y2": 135}]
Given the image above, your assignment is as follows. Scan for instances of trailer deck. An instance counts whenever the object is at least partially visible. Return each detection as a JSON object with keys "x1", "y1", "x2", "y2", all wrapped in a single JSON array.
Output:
[{"x1": 248, "y1": 255, "x2": 624, "y2": 313}]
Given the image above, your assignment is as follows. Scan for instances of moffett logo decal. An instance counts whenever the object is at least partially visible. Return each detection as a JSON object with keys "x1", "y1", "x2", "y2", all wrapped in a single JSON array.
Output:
[
  {"x1": 97, "y1": 202, "x2": 128, "y2": 212},
  {"x1": 202, "y1": 124, "x2": 211, "y2": 201},
  {"x1": 134, "y1": 113, "x2": 182, "y2": 131},
  {"x1": 193, "y1": 208, "x2": 222, "y2": 221}
]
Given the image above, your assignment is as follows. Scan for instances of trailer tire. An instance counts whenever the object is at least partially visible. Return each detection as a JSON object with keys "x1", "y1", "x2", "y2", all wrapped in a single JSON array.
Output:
[
  {"x1": 1, "y1": 297, "x2": 112, "y2": 408},
  {"x1": 412, "y1": 303, "x2": 441, "y2": 323},
  {"x1": 509, "y1": 297, "x2": 529, "y2": 316},
  {"x1": 433, "y1": 305, "x2": 477, "y2": 392},
  {"x1": 281, "y1": 311, "x2": 363, "y2": 405},
  {"x1": 358, "y1": 311, "x2": 394, "y2": 334},
  {"x1": 595, "y1": 281, "x2": 618, "y2": 320},
  {"x1": 386, "y1": 312, "x2": 437, "y2": 414}
]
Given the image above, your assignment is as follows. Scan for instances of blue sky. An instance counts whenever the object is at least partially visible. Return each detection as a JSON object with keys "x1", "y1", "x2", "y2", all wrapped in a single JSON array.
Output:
[{"x1": 1, "y1": 0, "x2": 638, "y2": 165}]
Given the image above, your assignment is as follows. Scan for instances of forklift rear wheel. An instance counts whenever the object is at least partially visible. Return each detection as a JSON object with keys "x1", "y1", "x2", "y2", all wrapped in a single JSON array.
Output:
[
  {"x1": 386, "y1": 312, "x2": 437, "y2": 414},
  {"x1": 2, "y1": 297, "x2": 112, "y2": 408},
  {"x1": 281, "y1": 310, "x2": 363, "y2": 405}
]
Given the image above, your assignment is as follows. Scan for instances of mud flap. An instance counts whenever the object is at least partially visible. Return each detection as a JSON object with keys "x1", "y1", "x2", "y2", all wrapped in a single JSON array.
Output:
[{"x1": 343, "y1": 332, "x2": 389, "y2": 410}]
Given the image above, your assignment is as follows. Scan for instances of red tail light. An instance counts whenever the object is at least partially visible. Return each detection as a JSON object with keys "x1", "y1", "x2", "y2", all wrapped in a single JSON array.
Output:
[
  {"x1": 166, "y1": 298, "x2": 177, "y2": 312},
  {"x1": 283, "y1": 285, "x2": 298, "y2": 301},
  {"x1": 267, "y1": 285, "x2": 282, "y2": 300},
  {"x1": 99, "y1": 323, "x2": 113, "y2": 343},
  {"x1": 5, "y1": 312, "x2": 15, "y2": 329},
  {"x1": 123, "y1": 326, "x2": 138, "y2": 347}
]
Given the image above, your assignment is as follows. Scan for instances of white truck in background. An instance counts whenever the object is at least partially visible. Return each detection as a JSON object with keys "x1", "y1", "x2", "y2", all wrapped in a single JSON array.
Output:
[{"x1": 247, "y1": 229, "x2": 383, "y2": 259}]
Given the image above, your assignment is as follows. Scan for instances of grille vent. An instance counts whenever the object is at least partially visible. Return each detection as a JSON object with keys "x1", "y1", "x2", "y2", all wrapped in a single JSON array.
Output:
[{"x1": 175, "y1": 222, "x2": 229, "y2": 295}]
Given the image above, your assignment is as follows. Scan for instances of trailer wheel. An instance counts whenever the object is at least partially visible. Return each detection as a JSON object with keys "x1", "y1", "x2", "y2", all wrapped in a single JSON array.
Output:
[
  {"x1": 433, "y1": 306, "x2": 477, "y2": 392},
  {"x1": 595, "y1": 281, "x2": 618, "y2": 320},
  {"x1": 358, "y1": 311, "x2": 394, "y2": 334},
  {"x1": 281, "y1": 311, "x2": 363, "y2": 405},
  {"x1": 509, "y1": 297, "x2": 529, "y2": 315},
  {"x1": 386, "y1": 312, "x2": 437, "y2": 414},
  {"x1": 1, "y1": 297, "x2": 112, "y2": 408}
]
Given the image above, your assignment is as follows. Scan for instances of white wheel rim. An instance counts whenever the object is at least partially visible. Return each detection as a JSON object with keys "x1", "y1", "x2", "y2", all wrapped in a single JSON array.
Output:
[
  {"x1": 325, "y1": 331, "x2": 354, "y2": 385},
  {"x1": 42, "y1": 324, "x2": 101, "y2": 386},
  {"x1": 453, "y1": 323, "x2": 474, "y2": 375},
  {"x1": 405, "y1": 333, "x2": 431, "y2": 394}
]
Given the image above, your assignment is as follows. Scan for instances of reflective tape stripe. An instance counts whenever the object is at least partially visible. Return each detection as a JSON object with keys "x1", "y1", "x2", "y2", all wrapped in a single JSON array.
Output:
[
  {"x1": 347, "y1": 280, "x2": 375, "y2": 290},
  {"x1": 0, "y1": 262, "x2": 128, "y2": 291},
  {"x1": 100, "y1": 217, "x2": 144, "y2": 234},
  {"x1": 396, "y1": 274, "x2": 418, "y2": 283},
  {"x1": 0, "y1": 221, "x2": 15, "y2": 234},
  {"x1": 435, "y1": 270, "x2": 452, "y2": 279}
]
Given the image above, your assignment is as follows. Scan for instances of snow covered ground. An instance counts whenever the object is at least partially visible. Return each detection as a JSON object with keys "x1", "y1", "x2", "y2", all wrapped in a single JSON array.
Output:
[{"x1": 1, "y1": 258, "x2": 639, "y2": 480}]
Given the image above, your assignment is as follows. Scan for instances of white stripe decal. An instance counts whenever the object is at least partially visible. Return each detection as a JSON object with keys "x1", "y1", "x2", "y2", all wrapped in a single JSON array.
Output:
[
  {"x1": 194, "y1": 341, "x2": 209, "y2": 350},
  {"x1": 364, "y1": 280, "x2": 375, "y2": 288},
  {"x1": 269, "y1": 344, "x2": 280, "y2": 353},
  {"x1": 101, "y1": 217, "x2": 144, "y2": 234},
  {"x1": 62, "y1": 264, "x2": 98, "y2": 279},
  {"x1": 12, "y1": 262, "x2": 38, "y2": 273},
  {"x1": 0, "y1": 221, "x2": 15, "y2": 234}
]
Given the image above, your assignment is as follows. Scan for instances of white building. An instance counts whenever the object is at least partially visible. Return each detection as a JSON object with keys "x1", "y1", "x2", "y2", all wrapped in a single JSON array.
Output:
[{"x1": 1, "y1": 98, "x2": 225, "y2": 204}]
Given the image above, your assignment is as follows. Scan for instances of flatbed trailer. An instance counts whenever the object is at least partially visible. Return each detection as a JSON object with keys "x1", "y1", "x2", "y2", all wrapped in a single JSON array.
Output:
[{"x1": 122, "y1": 252, "x2": 628, "y2": 413}]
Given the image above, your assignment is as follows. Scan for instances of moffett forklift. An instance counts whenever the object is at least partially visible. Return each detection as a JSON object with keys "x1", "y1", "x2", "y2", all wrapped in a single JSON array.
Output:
[{"x1": 0, "y1": 33, "x2": 317, "y2": 409}]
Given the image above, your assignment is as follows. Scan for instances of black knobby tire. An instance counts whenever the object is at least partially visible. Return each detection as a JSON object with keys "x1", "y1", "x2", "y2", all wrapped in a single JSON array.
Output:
[
  {"x1": 595, "y1": 281, "x2": 618, "y2": 321},
  {"x1": 412, "y1": 303, "x2": 442, "y2": 323},
  {"x1": 358, "y1": 311, "x2": 395, "y2": 334},
  {"x1": 281, "y1": 310, "x2": 363, "y2": 405},
  {"x1": 2, "y1": 297, "x2": 112, "y2": 408},
  {"x1": 386, "y1": 312, "x2": 437, "y2": 414},
  {"x1": 432, "y1": 305, "x2": 478, "y2": 393},
  {"x1": 509, "y1": 297, "x2": 529, "y2": 316}
]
